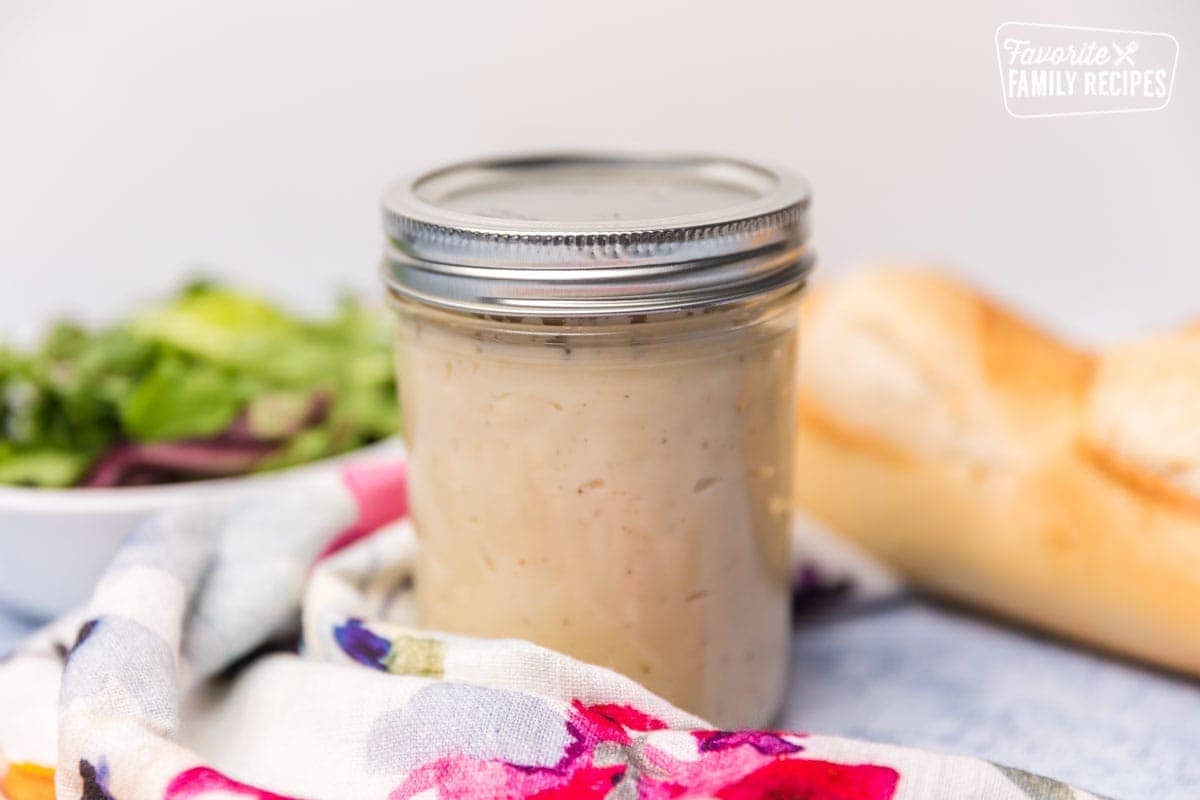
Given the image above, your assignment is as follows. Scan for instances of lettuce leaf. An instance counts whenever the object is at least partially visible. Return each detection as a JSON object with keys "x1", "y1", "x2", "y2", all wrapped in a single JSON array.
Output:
[
  {"x1": 1, "y1": 280, "x2": 398, "y2": 488},
  {"x1": 118, "y1": 357, "x2": 243, "y2": 442}
]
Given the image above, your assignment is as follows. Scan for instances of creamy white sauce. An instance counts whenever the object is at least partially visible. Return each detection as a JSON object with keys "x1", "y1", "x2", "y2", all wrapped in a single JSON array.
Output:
[{"x1": 396, "y1": 300, "x2": 798, "y2": 726}]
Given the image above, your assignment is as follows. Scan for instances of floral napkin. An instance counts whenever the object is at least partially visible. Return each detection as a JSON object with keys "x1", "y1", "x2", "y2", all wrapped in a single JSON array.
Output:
[{"x1": 0, "y1": 461, "x2": 1104, "y2": 799}]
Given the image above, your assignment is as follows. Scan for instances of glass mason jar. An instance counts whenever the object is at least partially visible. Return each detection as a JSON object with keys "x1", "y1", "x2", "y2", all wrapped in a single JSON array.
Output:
[{"x1": 381, "y1": 154, "x2": 813, "y2": 727}]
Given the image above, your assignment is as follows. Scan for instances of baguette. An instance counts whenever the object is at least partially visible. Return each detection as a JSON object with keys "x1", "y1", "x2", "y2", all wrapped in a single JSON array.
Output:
[{"x1": 794, "y1": 267, "x2": 1200, "y2": 675}]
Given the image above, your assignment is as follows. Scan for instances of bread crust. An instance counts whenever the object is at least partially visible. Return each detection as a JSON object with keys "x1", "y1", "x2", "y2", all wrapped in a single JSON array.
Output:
[{"x1": 795, "y1": 268, "x2": 1200, "y2": 675}]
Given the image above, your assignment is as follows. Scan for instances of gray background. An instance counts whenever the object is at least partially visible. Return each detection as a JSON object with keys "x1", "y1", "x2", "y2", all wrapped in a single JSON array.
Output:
[{"x1": 1, "y1": 0, "x2": 1197, "y2": 344}]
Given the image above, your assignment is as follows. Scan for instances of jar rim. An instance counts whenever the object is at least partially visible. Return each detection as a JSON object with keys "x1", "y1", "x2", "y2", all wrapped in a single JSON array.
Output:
[{"x1": 381, "y1": 151, "x2": 814, "y2": 318}]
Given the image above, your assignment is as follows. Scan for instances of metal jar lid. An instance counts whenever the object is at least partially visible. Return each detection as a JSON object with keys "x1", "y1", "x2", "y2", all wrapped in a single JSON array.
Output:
[{"x1": 381, "y1": 152, "x2": 813, "y2": 317}]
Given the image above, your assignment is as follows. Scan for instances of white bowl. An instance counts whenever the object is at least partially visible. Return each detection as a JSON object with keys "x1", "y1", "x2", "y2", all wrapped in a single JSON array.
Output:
[{"x1": 0, "y1": 439, "x2": 403, "y2": 621}]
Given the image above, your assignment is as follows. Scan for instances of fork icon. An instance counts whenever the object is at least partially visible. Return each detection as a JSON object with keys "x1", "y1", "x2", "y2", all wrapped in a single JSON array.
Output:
[{"x1": 1112, "y1": 40, "x2": 1139, "y2": 67}]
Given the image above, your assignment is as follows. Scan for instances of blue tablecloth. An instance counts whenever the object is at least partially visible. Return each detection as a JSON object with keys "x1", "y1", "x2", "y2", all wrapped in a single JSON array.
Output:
[
  {"x1": 785, "y1": 599, "x2": 1200, "y2": 799},
  {"x1": 3, "y1": 598, "x2": 1197, "y2": 798}
]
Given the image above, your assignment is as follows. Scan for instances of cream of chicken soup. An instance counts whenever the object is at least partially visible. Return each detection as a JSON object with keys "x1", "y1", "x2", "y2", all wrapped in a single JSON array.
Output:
[{"x1": 382, "y1": 154, "x2": 813, "y2": 726}]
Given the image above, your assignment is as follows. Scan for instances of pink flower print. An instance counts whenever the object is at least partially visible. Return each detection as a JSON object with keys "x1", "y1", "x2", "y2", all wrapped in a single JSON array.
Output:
[
  {"x1": 713, "y1": 758, "x2": 899, "y2": 800},
  {"x1": 165, "y1": 766, "x2": 299, "y2": 799},
  {"x1": 567, "y1": 701, "x2": 668, "y2": 747},
  {"x1": 581, "y1": 703, "x2": 669, "y2": 733}
]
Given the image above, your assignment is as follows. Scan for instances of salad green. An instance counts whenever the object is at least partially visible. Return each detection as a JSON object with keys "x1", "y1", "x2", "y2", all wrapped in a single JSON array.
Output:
[{"x1": 0, "y1": 280, "x2": 398, "y2": 488}]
